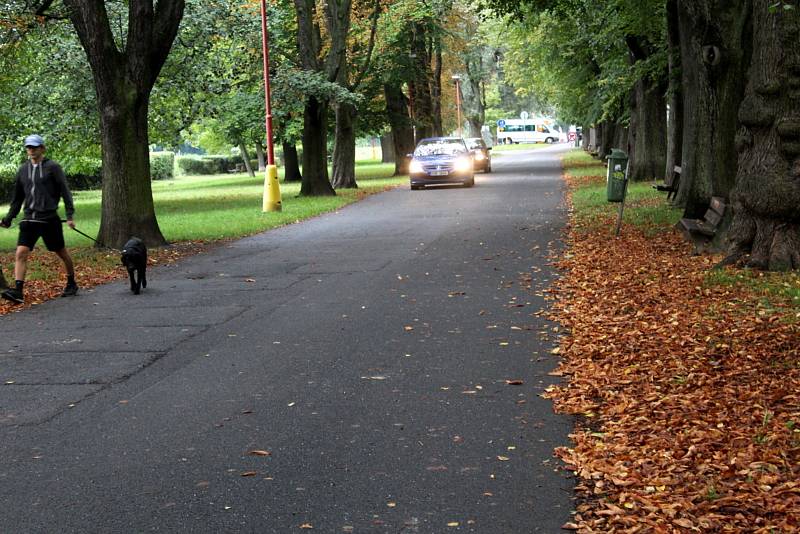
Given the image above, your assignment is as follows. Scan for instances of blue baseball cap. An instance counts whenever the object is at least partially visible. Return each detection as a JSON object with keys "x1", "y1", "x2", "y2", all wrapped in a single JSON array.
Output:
[{"x1": 23, "y1": 134, "x2": 45, "y2": 147}]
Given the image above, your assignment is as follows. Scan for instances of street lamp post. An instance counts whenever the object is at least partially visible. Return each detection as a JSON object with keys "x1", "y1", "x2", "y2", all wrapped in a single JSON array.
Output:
[
  {"x1": 260, "y1": 0, "x2": 281, "y2": 212},
  {"x1": 451, "y1": 75, "x2": 462, "y2": 138}
]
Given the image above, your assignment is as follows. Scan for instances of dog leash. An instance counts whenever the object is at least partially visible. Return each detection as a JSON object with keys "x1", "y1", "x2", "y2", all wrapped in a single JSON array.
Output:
[
  {"x1": 3, "y1": 218, "x2": 118, "y2": 251},
  {"x1": 58, "y1": 220, "x2": 119, "y2": 251}
]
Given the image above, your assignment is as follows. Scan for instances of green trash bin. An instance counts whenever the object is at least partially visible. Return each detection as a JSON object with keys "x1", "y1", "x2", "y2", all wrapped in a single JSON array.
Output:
[{"x1": 606, "y1": 149, "x2": 628, "y2": 203}]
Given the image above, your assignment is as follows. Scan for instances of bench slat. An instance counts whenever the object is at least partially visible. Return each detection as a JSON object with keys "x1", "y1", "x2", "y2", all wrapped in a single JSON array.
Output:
[
  {"x1": 680, "y1": 218, "x2": 716, "y2": 237},
  {"x1": 704, "y1": 209, "x2": 723, "y2": 227}
]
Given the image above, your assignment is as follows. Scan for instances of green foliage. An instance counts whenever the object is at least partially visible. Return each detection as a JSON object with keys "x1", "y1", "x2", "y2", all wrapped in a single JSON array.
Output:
[
  {"x1": 0, "y1": 18, "x2": 100, "y2": 166},
  {"x1": 176, "y1": 155, "x2": 240, "y2": 175},
  {"x1": 0, "y1": 167, "x2": 15, "y2": 205},
  {"x1": 150, "y1": 152, "x2": 175, "y2": 181},
  {"x1": 478, "y1": 0, "x2": 667, "y2": 127}
]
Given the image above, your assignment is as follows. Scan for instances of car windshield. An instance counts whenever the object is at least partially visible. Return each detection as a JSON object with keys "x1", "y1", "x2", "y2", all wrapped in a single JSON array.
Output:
[
  {"x1": 465, "y1": 139, "x2": 485, "y2": 149},
  {"x1": 414, "y1": 140, "x2": 466, "y2": 157}
]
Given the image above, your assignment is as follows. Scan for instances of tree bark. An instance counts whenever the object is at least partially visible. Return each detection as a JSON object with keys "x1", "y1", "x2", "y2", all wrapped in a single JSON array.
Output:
[
  {"x1": 665, "y1": 0, "x2": 683, "y2": 189},
  {"x1": 431, "y1": 36, "x2": 443, "y2": 137},
  {"x1": 96, "y1": 85, "x2": 166, "y2": 248},
  {"x1": 674, "y1": 0, "x2": 751, "y2": 217},
  {"x1": 239, "y1": 142, "x2": 255, "y2": 177},
  {"x1": 384, "y1": 83, "x2": 415, "y2": 176},
  {"x1": 380, "y1": 134, "x2": 395, "y2": 164},
  {"x1": 597, "y1": 121, "x2": 618, "y2": 161},
  {"x1": 299, "y1": 96, "x2": 335, "y2": 196},
  {"x1": 282, "y1": 141, "x2": 302, "y2": 182},
  {"x1": 65, "y1": 0, "x2": 184, "y2": 248},
  {"x1": 410, "y1": 22, "x2": 434, "y2": 140},
  {"x1": 331, "y1": 102, "x2": 357, "y2": 189},
  {"x1": 255, "y1": 143, "x2": 265, "y2": 172},
  {"x1": 725, "y1": 2, "x2": 800, "y2": 270},
  {"x1": 627, "y1": 79, "x2": 667, "y2": 182}
]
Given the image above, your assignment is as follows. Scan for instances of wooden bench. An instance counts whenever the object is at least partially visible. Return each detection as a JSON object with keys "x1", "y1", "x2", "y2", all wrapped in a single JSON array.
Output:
[
  {"x1": 654, "y1": 165, "x2": 681, "y2": 200},
  {"x1": 678, "y1": 196, "x2": 726, "y2": 238}
]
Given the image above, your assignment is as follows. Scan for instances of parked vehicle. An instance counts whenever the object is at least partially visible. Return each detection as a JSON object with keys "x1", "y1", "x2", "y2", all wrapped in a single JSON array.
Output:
[
  {"x1": 465, "y1": 137, "x2": 492, "y2": 173},
  {"x1": 409, "y1": 137, "x2": 475, "y2": 190},
  {"x1": 496, "y1": 118, "x2": 562, "y2": 144}
]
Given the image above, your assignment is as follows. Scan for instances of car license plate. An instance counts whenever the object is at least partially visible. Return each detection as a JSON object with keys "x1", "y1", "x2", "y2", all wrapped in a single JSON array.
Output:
[{"x1": 429, "y1": 170, "x2": 448, "y2": 176}]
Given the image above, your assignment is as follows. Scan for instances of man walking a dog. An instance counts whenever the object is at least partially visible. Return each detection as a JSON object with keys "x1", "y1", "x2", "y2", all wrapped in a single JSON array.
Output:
[{"x1": 1, "y1": 134, "x2": 78, "y2": 304}]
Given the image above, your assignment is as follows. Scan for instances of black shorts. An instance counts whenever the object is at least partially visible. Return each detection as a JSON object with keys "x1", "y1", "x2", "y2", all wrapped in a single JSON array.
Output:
[{"x1": 18, "y1": 219, "x2": 65, "y2": 251}]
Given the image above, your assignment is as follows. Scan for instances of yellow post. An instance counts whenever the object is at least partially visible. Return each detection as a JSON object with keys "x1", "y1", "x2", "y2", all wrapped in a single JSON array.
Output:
[{"x1": 262, "y1": 164, "x2": 282, "y2": 212}]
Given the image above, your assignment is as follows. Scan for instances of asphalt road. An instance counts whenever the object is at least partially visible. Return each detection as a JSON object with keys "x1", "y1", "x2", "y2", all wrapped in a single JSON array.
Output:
[{"x1": 0, "y1": 144, "x2": 574, "y2": 533}]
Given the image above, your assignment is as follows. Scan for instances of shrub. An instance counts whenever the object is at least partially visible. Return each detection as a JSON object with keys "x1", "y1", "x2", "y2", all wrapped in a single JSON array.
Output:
[
  {"x1": 0, "y1": 165, "x2": 15, "y2": 205},
  {"x1": 150, "y1": 151, "x2": 175, "y2": 180},
  {"x1": 67, "y1": 173, "x2": 103, "y2": 191},
  {"x1": 176, "y1": 155, "x2": 241, "y2": 175},
  {"x1": 62, "y1": 157, "x2": 102, "y2": 192}
]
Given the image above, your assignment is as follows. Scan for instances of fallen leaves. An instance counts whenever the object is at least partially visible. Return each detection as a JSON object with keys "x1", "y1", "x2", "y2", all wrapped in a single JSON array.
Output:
[{"x1": 546, "y1": 180, "x2": 800, "y2": 531}]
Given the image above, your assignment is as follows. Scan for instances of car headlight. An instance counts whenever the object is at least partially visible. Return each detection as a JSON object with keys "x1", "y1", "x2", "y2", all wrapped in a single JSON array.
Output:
[
  {"x1": 473, "y1": 152, "x2": 485, "y2": 161},
  {"x1": 454, "y1": 157, "x2": 472, "y2": 172},
  {"x1": 409, "y1": 160, "x2": 423, "y2": 173}
]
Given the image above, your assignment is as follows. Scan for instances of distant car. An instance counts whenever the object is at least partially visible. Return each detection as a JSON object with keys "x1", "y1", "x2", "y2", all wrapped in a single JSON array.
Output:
[
  {"x1": 465, "y1": 137, "x2": 492, "y2": 173},
  {"x1": 409, "y1": 137, "x2": 474, "y2": 190}
]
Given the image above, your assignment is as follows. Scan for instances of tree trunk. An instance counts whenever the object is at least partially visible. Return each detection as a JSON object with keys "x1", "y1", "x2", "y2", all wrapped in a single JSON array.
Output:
[
  {"x1": 431, "y1": 36, "x2": 443, "y2": 137},
  {"x1": 410, "y1": 23, "x2": 434, "y2": 140},
  {"x1": 65, "y1": 0, "x2": 184, "y2": 249},
  {"x1": 294, "y1": 0, "x2": 337, "y2": 196},
  {"x1": 588, "y1": 126, "x2": 597, "y2": 153},
  {"x1": 255, "y1": 143, "x2": 266, "y2": 172},
  {"x1": 615, "y1": 125, "x2": 629, "y2": 154},
  {"x1": 380, "y1": 134, "x2": 395, "y2": 164},
  {"x1": 239, "y1": 142, "x2": 255, "y2": 177},
  {"x1": 331, "y1": 101, "x2": 358, "y2": 189},
  {"x1": 665, "y1": 0, "x2": 683, "y2": 189},
  {"x1": 597, "y1": 121, "x2": 617, "y2": 161},
  {"x1": 384, "y1": 83, "x2": 415, "y2": 176},
  {"x1": 627, "y1": 79, "x2": 667, "y2": 182},
  {"x1": 282, "y1": 141, "x2": 302, "y2": 182},
  {"x1": 300, "y1": 96, "x2": 335, "y2": 196},
  {"x1": 674, "y1": 0, "x2": 751, "y2": 217},
  {"x1": 725, "y1": 2, "x2": 800, "y2": 270},
  {"x1": 97, "y1": 88, "x2": 166, "y2": 248}
]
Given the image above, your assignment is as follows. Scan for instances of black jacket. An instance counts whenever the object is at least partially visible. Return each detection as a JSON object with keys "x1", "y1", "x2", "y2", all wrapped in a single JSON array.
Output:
[{"x1": 2, "y1": 158, "x2": 74, "y2": 223}]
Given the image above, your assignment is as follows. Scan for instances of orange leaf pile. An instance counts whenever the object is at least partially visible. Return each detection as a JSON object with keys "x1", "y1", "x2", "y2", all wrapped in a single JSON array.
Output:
[{"x1": 546, "y1": 188, "x2": 800, "y2": 531}]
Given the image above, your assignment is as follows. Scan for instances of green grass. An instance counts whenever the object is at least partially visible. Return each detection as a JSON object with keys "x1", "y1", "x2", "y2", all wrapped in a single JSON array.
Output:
[
  {"x1": 0, "y1": 162, "x2": 403, "y2": 251},
  {"x1": 703, "y1": 269, "x2": 800, "y2": 312},
  {"x1": 562, "y1": 148, "x2": 681, "y2": 236}
]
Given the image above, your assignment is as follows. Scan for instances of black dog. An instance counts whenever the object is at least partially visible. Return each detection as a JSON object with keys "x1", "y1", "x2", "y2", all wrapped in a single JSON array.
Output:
[{"x1": 121, "y1": 237, "x2": 147, "y2": 294}]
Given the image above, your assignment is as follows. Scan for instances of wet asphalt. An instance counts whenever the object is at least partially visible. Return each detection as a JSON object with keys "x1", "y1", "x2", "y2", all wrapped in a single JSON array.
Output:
[{"x1": 0, "y1": 144, "x2": 575, "y2": 533}]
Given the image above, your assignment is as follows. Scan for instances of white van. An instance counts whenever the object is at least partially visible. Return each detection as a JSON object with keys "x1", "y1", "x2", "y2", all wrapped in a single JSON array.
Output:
[{"x1": 496, "y1": 118, "x2": 563, "y2": 144}]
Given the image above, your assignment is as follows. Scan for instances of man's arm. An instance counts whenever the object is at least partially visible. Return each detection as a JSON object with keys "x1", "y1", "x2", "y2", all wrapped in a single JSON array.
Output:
[{"x1": 54, "y1": 162, "x2": 75, "y2": 227}]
